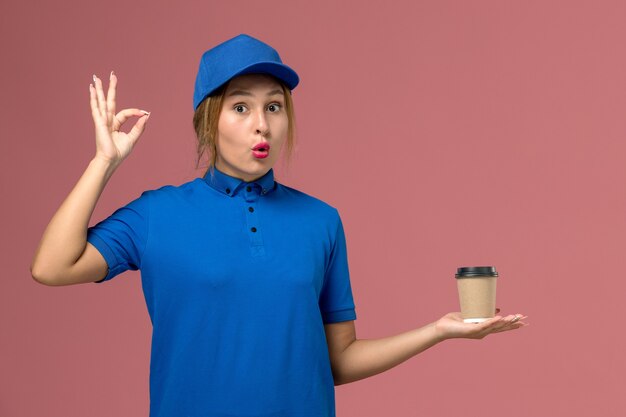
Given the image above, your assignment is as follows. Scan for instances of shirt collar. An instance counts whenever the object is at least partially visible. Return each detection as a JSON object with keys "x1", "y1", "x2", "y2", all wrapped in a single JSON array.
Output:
[{"x1": 203, "y1": 165, "x2": 276, "y2": 197}]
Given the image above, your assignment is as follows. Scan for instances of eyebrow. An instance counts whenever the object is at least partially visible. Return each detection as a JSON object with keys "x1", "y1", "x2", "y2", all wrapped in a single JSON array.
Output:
[{"x1": 227, "y1": 89, "x2": 284, "y2": 97}]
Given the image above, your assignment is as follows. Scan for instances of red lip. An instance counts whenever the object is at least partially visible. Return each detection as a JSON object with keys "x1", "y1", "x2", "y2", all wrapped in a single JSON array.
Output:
[{"x1": 252, "y1": 141, "x2": 270, "y2": 151}]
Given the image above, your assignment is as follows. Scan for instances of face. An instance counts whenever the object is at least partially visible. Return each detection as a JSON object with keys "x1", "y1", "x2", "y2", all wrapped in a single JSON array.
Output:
[{"x1": 215, "y1": 73, "x2": 288, "y2": 182}]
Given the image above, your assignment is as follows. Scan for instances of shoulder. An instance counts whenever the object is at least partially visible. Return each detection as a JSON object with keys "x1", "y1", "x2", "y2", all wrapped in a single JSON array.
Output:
[
  {"x1": 140, "y1": 178, "x2": 205, "y2": 202},
  {"x1": 275, "y1": 183, "x2": 341, "y2": 222},
  {"x1": 120, "y1": 179, "x2": 208, "y2": 216},
  {"x1": 277, "y1": 183, "x2": 338, "y2": 211}
]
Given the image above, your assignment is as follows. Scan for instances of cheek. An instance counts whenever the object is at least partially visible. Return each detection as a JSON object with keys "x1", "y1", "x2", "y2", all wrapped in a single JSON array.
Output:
[
  {"x1": 274, "y1": 114, "x2": 289, "y2": 135},
  {"x1": 217, "y1": 115, "x2": 241, "y2": 143}
]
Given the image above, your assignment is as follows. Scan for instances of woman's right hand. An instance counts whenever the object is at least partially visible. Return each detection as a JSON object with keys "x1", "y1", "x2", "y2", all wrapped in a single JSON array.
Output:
[{"x1": 89, "y1": 72, "x2": 150, "y2": 167}]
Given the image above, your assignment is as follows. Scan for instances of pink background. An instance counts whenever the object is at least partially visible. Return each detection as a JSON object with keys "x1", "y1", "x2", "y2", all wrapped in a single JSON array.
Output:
[{"x1": 2, "y1": 0, "x2": 625, "y2": 416}]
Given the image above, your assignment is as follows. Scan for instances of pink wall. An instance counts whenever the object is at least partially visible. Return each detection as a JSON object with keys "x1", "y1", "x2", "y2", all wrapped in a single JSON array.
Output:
[{"x1": 3, "y1": 0, "x2": 625, "y2": 415}]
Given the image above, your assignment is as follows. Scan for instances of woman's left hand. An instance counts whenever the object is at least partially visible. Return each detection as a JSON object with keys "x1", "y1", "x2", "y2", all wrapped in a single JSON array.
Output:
[{"x1": 434, "y1": 308, "x2": 528, "y2": 341}]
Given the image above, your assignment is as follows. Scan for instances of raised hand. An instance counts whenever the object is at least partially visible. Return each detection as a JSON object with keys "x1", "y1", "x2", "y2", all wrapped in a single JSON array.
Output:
[
  {"x1": 89, "y1": 72, "x2": 150, "y2": 167},
  {"x1": 434, "y1": 308, "x2": 528, "y2": 341}
]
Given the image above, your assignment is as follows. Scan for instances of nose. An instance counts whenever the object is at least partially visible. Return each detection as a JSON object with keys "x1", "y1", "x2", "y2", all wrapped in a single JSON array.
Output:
[{"x1": 255, "y1": 109, "x2": 269, "y2": 136}]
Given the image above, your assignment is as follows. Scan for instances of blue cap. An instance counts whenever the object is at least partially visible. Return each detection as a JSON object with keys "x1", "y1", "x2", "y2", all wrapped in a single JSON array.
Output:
[{"x1": 193, "y1": 34, "x2": 300, "y2": 111}]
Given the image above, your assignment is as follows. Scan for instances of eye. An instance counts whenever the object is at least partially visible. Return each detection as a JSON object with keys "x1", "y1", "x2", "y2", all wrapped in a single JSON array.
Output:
[
  {"x1": 267, "y1": 103, "x2": 282, "y2": 113},
  {"x1": 234, "y1": 104, "x2": 247, "y2": 113}
]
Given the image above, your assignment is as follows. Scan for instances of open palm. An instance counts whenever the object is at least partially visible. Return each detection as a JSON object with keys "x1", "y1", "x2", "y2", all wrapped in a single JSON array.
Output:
[{"x1": 435, "y1": 309, "x2": 528, "y2": 340}]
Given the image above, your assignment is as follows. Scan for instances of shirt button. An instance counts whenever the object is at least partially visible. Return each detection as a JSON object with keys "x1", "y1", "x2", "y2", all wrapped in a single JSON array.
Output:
[
  {"x1": 251, "y1": 227, "x2": 257, "y2": 232},
  {"x1": 225, "y1": 188, "x2": 231, "y2": 194},
  {"x1": 248, "y1": 207, "x2": 254, "y2": 212},
  {"x1": 246, "y1": 186, "x2": 252, "y2": 192}
]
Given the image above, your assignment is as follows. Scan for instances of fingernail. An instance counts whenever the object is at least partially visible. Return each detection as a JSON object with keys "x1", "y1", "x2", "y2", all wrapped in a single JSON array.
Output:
[
  {"x1": 110, "y1": 70, "x2": 115, "y2": 79},
  {"x1": 140, "y1": 110, "x2": 150, "y2": 115},
  {"x1": 93, "y1": 74, "x2": 97, "y2": 83}
]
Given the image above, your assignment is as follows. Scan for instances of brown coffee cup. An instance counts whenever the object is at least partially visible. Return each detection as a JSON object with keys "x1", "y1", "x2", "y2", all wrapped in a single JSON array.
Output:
[{"x1": 455, "y1": 266, "x2": 498, "y2": 323}]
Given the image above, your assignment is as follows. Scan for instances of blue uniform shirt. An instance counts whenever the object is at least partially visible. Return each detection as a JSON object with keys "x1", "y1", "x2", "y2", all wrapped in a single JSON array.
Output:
[{"x1": 86, "y1": 166, "x2": 357, "y2": 417}]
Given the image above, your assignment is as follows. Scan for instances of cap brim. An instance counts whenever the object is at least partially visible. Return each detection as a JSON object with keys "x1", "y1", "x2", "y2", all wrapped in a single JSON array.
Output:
[
  {"x1": 233, "y1": 61, "x2": 299, "y2": 89},
  {"x1": 209, "y1": 62, "x2": 299, "y2": 98},
  {"x1": 194, "y1": 62, "x2": 300, "y2": 111}
]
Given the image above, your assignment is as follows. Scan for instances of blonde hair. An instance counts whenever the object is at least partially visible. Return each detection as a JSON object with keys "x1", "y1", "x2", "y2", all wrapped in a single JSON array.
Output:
[{"x1": 192, "y1": 76, "x2": 297, "y2": 179}]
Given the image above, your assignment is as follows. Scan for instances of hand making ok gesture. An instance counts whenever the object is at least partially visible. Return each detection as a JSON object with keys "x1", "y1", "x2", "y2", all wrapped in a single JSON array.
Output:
[{"x1": 89, "y1": 71, "x2": 150, "y2": 167}]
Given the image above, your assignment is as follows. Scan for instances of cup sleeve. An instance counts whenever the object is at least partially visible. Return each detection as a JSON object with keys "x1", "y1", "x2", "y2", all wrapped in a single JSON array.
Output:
[
  {"x1": 86, "y1": 190, "x2": 151, "y2": 283},
  {"x1": 319, "y1": 209, "x2": 357, "y2": 324}
]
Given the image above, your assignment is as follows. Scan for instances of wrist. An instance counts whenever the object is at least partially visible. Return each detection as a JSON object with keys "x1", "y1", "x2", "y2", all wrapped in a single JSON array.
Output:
[
  {"x1": 432, "y1": 319, "x2": 453, "y2": 343},
  {"x1": 90, "y1": 156, "x2": 119, "y2": 179}
]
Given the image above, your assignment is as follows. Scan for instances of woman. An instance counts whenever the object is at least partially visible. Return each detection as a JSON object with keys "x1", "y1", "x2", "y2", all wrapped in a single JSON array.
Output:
[{"x1": 31, "y1": 34, "x2": 527, "y2": 417}]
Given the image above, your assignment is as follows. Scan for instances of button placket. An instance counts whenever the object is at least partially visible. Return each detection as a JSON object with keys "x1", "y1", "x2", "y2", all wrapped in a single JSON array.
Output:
[{"x1": 243, "y1": 184, "x2": 265, "y2": 257}]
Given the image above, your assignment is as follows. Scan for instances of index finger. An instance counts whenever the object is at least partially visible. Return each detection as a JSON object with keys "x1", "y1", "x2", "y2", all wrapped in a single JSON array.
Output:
[{"x1": 112, "y1": 108, "x2": 150, "y2": 131}]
